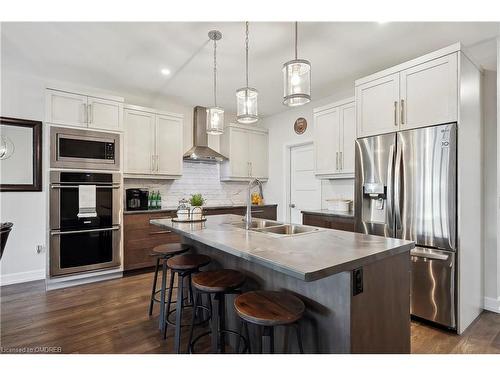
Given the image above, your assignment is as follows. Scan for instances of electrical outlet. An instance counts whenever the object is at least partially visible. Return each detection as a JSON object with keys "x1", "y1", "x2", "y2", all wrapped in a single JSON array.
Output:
[{"x1": 36, "y1": 245, "x2": 44, "y2": 254}]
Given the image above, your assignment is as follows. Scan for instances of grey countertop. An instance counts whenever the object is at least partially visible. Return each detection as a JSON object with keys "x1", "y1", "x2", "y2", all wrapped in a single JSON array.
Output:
[
  {"x1": 150, "y1": 214, "x2": 414, "y2": 282},
  {"x1": 124, "y1": 204, "x2": 277, "y2": 215},
  {"x1": 301, "y1": 209, "x2": 355, "y2": 218}
]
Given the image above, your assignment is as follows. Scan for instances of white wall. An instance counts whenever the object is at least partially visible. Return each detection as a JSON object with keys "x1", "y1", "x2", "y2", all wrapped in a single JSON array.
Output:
[
  {"x1": 0, "y1": 66, "x2": 233, "y2": 284},
  {"x1": 260, "y1": 83, "x2": 354, "y2": 221}
]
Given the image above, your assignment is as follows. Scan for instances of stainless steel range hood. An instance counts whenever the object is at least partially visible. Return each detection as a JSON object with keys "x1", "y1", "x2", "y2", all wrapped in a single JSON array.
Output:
[{"x1": 183, "y1": 106, "x2": 228, "y2": 162}]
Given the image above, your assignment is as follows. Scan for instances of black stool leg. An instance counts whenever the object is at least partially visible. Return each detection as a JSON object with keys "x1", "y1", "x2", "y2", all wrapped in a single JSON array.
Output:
[
  {"x1": 188, "y1": 273, "x2": 194, "y2": 305},
  {"x1": 163, "y1": 269, "x2": 175, "y2": 339},
  {"x1": 210, "y1": 293, "x2": 219, "y2": 353},
  {"x1": 174, "y1": 273, "x2": 185, "y2": 353},
  {"x1": 293, "y1": 323, "x2": 304, "y2": 354},
  {"x1": 158, "y1": 258, "x2": 167, "y2": 330},
  {"x1": 149, "y1": 257, "x2": 160, "y2": 316},
  {"x1": 187, "y1": 289, "x2": 200, "y2": 353},
  {"x1": 262, "y1": 326, "x2": 274, "y2": 354},
  {"x1": 244, "y1": 322, "x2": 251, "y2": 354},
  {"x1": 218, "y1": 293, "x2": 226, "y2": 353}
]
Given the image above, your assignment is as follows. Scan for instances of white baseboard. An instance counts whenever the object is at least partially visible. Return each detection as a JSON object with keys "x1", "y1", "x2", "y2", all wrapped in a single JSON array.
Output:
[
  {"x1": 484, "y1": 297, "x2": 500, "y2": 313},
  {"x1": 0, "y1": 269, "x2": 46, "y2": 286}
]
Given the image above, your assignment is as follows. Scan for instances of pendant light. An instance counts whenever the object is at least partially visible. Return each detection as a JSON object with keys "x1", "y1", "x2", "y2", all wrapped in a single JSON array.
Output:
[
  {"x1": 206, "y1": 30, "x2": 224, "y2": 135},
  {"x1": 236, "y1": 22, "x2": 258, "y2": 124},
  {"x1": 282, "y1": 22, "x2": 311, "y2": 107}
]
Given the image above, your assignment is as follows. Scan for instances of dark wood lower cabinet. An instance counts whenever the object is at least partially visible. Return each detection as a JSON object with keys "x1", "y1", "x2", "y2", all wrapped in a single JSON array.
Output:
[
  {"x1": 123, "y1": 205, "x2": 277, "y2": 271},
  {"x1": 302, "y1": 213, "x2": 355, "y2": 232}
]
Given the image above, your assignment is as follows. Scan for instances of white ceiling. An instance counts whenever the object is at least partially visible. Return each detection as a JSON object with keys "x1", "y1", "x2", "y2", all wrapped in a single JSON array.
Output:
[{"x1": 2, "y1": 22, "x2": 499, "y2": 117}]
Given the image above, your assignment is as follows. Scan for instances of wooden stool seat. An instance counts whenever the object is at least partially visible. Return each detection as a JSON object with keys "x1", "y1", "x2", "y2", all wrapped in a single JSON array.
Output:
[
  {"x1": 192, "y1": 269, "x2": 246, "y2": 293},
  {"x1": 234, "y1": 291, "x2": 305, "y2": 326},
  {"x1": 151, "y1": 243, "x2": 190, "y2": 257},
  {"x1": 167, "y1": 254, "x2": 211, "y2": 271}
]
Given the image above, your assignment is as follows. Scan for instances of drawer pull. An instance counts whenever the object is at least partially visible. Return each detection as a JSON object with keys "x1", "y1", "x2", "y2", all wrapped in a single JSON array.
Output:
[
  {"x1": 150, "y1": 230, "x2": 172, "y2": 235},
  {"x1": 251, "y1": 210, "x2": 264, "y2": 213}
]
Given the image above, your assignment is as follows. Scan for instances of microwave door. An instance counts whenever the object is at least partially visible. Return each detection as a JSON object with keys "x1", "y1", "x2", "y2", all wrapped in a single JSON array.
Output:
[{"x1": 396, "y1": 123, "x2": 457, "y2": 251}]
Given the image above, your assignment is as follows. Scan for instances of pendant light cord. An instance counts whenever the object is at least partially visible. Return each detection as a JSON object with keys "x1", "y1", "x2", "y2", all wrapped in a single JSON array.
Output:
[
  {"x1": 295, "y1": 21, "x2": 298, "y2": 59},
  {"x1": 245, "y1": 21, "x2": 249, "y2": 87},
  {"x1": 213, "y1": 37, "x2": 217, "y2": 107}
]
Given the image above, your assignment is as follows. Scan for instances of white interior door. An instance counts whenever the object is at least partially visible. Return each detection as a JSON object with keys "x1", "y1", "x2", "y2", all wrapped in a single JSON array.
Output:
[{"x1": 289, "y1": 143, "x2": 321, "y2": 224}]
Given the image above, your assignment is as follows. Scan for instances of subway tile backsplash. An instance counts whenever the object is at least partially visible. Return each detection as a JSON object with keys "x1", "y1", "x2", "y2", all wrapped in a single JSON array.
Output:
[
  {"x1": 124, "y1": 162, "x2": 250, "y2": 208},
  {"x1": 321, "y1": 179, "x2": 355, "y2": 210}
]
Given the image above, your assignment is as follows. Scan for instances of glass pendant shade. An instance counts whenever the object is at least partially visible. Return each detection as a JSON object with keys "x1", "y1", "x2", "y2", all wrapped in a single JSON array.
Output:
[
  {"x1": 206, "y1": 106, "x2": 224, "y2": 135},
  {"x1": 236, "y1": 87, "x2": 258, "y2": 124},
  {"x1": 283, "y1": 59, "x2": 311, "y2": 106}
]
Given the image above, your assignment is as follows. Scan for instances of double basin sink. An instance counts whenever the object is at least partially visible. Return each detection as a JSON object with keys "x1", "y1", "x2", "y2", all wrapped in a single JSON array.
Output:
[{"x1": 231, "y1": 219, "x2": 319, "y2": 236}]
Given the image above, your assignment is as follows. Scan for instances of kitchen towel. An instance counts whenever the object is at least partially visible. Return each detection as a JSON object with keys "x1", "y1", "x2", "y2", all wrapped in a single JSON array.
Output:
[{"x1": 77, "y1": 184, "x2": 97, "y2": 218}]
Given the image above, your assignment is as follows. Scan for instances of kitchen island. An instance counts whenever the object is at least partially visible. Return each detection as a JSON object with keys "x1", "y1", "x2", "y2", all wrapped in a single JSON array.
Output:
[{"x1": 151, "y1": 214, "x2": 414, "y2": 353}]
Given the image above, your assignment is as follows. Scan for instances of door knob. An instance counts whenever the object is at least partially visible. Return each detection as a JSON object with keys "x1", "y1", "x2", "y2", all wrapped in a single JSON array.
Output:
[{"x1": 289, "y1": 203, "x2": 296, "y2": 208}]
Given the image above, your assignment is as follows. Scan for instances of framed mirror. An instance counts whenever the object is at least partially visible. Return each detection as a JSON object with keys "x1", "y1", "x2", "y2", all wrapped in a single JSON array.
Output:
[{"x1": 0, "y1": 117, "x2": 42, "y2": 192}]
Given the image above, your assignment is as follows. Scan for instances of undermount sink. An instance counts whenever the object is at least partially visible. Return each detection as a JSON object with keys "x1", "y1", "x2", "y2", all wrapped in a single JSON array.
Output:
[
  {"x1": 231, "y1": 219, "x2": 281, "y2": 229},
  {"x1": 256, "y1": 224, "x2": 319, "y2": 235}
]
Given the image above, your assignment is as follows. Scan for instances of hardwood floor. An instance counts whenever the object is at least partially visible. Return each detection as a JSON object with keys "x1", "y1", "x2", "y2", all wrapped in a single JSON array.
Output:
[{"x1": 1, "y1": 271, "x2": 499, "y2": 354}]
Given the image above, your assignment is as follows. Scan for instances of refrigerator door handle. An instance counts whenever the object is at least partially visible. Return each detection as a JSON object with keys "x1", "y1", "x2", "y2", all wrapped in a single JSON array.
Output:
[
  {"x1": 386, "y1": 143, "x2": 395, "y2": 236},
  {"x1": 411, "y1": 249, "x2": 450, "y2": 261},
  {"x1": 394, "y1": 142, "x2": 403, "y2": 234}
]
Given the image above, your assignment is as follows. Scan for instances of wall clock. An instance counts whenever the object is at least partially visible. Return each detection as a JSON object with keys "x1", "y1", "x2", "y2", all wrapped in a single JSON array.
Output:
[{"x1": 294, "y1": 117, "x2": 307, "y2": 135}]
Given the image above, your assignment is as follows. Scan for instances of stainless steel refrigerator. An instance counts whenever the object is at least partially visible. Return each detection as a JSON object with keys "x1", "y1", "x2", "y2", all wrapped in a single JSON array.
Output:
[{"x1": 355, "y1": 123, "x2": 457, "y2": 329}]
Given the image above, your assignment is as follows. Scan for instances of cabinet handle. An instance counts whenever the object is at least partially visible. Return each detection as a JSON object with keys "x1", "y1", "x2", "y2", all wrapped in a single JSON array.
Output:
[
  {"x1": 394, "y1": 101, "x2": 398, "y2": 127},
  {"x1": 150, "y1": 230, "x2": 172, "y2": 235},
  {"x1": 151, "y1": 155, "x2": 155, "y2": 172},
  {"x1": 250, "y1": 162, "x2": 253, "y2": 177},
  {"x1": 88, "y1": 104, "x2": 93, "y2": 124},
  {"x1": 155, "y1": 155, "x2": 159, "y2": 172},
  {"x1": 339, "y1": 151, "x2": 343, "y2": 170},
  {"x1": 400, "y1": 99, "x2": 405, "y2": 125},
  {"x1": 336, "y1": 152, "x2": 339, "y2": 170}
]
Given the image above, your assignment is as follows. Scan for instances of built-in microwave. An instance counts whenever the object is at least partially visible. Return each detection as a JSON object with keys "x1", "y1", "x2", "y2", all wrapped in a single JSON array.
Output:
[{"x1": 50, "y1": 126, "x2": 120, "y2": 170}]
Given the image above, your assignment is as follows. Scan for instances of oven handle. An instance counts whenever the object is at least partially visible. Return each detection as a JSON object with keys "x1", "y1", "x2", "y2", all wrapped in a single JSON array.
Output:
[
  {"x1": 50, "y1": 226, "x2": 120, "y2": 236},
  {"x1": 50, "y1": 184, "x2": 121, "y2": 189}
]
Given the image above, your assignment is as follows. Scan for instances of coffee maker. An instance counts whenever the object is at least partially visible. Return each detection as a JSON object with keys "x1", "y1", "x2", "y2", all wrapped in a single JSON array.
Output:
[{"x1": 126, "y1": 189, "x2": 149, "y2": 211}]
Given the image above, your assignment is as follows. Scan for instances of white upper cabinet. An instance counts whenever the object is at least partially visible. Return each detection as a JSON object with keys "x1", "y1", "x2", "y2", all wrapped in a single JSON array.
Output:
[
  {"x1": 46, "y1": 90, "x2": 88, "y2": 128},
  {"x1": 46, "y1": 88, "x2": 124, "y2": 131},
  {"x1": 248, "y1": 131, "x2": 268, "y2": 179},
  {"x1": 124, "y1": 109, "x2": 155, "y2": 174},
  {"x1": 356, "y1": 46, "x2": 460, "y2": 138},
  {"x1": 87, "y1": 97, "x2": 123, "y2": 131},
  {"x1": 123, "y1": 105, "x2": 183, "y2": 178},
  {"x1": 313, "y1": 98, "x2": 355, "y2": 178},
  {"x1": 220, "y1": 124, "x2": 268, "y2": 181},
  {"x1": 339, "y1": 102, "x2": 356, "y2": 176},
  {"x1": 156, "y1": 114, "x2": 183, "y2": 176},
  {"x1": 314, "y1": 107, "x2": 340, "y2": 176},
  {"x1": 355, "y1": 73, "x2": 400, "y2": 138},
  {"x1": 400, "y1": 54, "x2": 458, "y2": 129}
]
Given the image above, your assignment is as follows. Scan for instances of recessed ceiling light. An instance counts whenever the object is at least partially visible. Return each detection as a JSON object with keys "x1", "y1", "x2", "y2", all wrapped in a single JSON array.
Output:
[{"x1": 161, "y1": 68, "x2": 171, "y2": 76}]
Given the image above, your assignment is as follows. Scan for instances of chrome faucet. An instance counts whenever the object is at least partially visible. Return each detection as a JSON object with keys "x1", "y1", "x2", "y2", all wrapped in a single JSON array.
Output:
[{"x1": 245, "y1": 178, "x2": 264, "y2": 230}]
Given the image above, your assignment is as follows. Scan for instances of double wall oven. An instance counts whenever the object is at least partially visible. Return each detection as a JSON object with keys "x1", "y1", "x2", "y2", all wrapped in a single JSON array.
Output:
[{"x1": 49, "y1": 127, "x2": 122, "y2": 277}]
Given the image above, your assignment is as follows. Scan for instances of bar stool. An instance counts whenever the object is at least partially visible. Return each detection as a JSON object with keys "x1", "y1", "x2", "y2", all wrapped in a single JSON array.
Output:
[
  {"x1": 187, "y1": 269, "x2": 248, "y2": 354},
  {"x1": 148, "y1": 243, "x2": 190, "y2": 331},
  {"x1": 234, "y1": 290, "x2": 305, "y2": 354},
  {"x1": 164, "y1": 253, "x2": 212, "y2": 353}
]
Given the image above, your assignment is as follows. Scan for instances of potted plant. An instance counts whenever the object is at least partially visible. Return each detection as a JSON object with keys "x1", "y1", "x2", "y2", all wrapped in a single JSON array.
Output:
[{"x1": 189, "y1": 193, "x2": 205, "y2": 220}]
